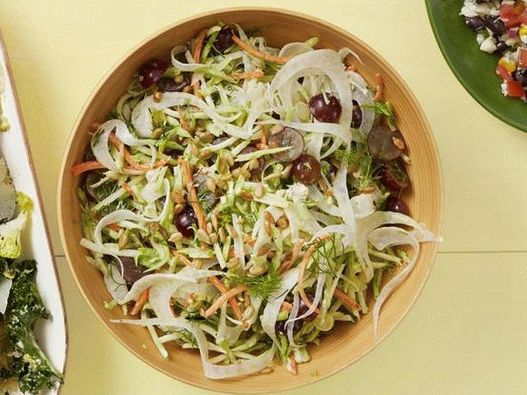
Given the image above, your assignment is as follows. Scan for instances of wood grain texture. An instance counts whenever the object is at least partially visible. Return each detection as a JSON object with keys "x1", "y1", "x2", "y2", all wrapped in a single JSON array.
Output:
[{"x1": 57, "y1": 8, "x2": 443, "y2": 393}]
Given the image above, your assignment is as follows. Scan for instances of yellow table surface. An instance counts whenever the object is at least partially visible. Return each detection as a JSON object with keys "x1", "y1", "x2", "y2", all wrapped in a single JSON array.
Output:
[{"x1": 1, "y1": 0, "x2": 527, "y2": 394}]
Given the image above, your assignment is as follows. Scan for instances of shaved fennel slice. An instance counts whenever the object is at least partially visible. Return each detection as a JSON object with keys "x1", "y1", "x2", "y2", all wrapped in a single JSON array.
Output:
[
  {"x1": 91, "y1": 121, "x2": 120, "y2": 171},
  {"x1": 112, "y1": 316, "x2": 275, "y2": 379},
  {"x1": 279, "y1": 42, "x2": 314, "y2": 58},
  {"x1": 270, "y1": 49, "x2": 353, "y2": 144},
  {"x1": 131, "y1": 92, "x2": 242, "y2": 138},
  {"x1": 148, "y1": 281, "x2": 183, "y2": 320},
  {"x1": 333, "y1": 161, "x2": 357, "y2": 245},
  {"x1": 338, "y1": 47, "x2": 364, "y2": 65},
  {"x1": 104, "y1": 264, "x2": 128, "y2": 301},
  {"x1": 80, "y1": 238, "x2": 138, "y2": 258},
  {"x1": 369, "y1": 226, "x2": 437, "y2": 338},
  {"x1": 347, "y1": 71, "x2": 375, "y2": 136},
  {"x1": 306, "y1": 133, "x2": 323, "y2": 160},
  {"x1": 217, "y1": 304, "x2": 243, "y2": 346},
  {"x1": 261, "y1": 120, "x2": 351, "y2": 146},
  {"x1": 261, "y1": 268, "x2": 300, "y2": 344},
  {"x1": 307, "y1": 185, "x2": 340, "y2": 216},
  {"x1": 117, "y1": 268, "x2": 223, "y2": 304},
  {"x1": 350, "y1": 193, "x2": 376, "y2": 218},
  {"x1": 231, "y1": 214, "x2": 246, "y2": 268},
  {"x1": 170, "y1": 45, "x2": 204, "y2": 72},
  {"x1": 286, "y1": 272, "x2": 326, "y2": 346}
]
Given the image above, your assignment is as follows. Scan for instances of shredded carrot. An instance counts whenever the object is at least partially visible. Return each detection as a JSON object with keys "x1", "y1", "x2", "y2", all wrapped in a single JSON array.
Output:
[
  {"x1": 280, "y1": 301, "x2": 293, "y2": 312},
  {"x1": 333, "y1": 287, "x2": 360, "y2": 311},
  {"x1": 130, "y1": 289, "x2": 149, "y2": 315},
  {"x1": 205, "y1": 284, "x2": 247, "y2": 318},
  {"x1": 209, "y1": 276, "x2": 243, "y2": 320},
  {"x1": 106, "y1": 223, "x2": 121, "y2": 232},
  {"x1": 192, "y1": 29, "x2": 207, "y2": 63},
  {"x1": 108, "y1": 132, "x2": 123, "y2": 149},
  {"x1": 122, "y1": 182, "x2": 134, "y2": 196},
  {"x1": 374, "y1": 73, "x2": 384, "y2": 101},
  {"x1": 232, "y1": 35, "x2": 289, "y2": 64},
  {"x1": 181, "y1": 160, "x2": 206, "y2": 230},
  {"x1": 71, "y1": 161, "x2": 105, "y2": 176},
  {"x1": 231, "y1": 70, "x2": 265, "y2": 80},
  {"x1": 278, "y1": 239, "x2": 304, "y2": 274},
  {"x1": 297, "y1": 245, "x2": 317, "y2": 308}
]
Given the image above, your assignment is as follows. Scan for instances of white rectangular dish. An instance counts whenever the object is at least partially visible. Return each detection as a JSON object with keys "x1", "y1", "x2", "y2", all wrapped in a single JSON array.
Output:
[{"x1": 0, "y1": 31, "x2": 67, "y2": 394}]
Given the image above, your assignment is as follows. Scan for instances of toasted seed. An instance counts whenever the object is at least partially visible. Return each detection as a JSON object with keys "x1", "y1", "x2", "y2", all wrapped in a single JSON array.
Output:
[
  {"x1": 218, "y1": 228, "x2": 226, "y2": 243},
  {"x1": 226, "y1": 256, "x2": 240, "y2": 269},
  {"x1": 172, "y1": 190, "x2": 185, "y2": 204},
  {"x1": 118, "y1": 232, "x2": 128, "y2": 250},
  {"x1": 264, "y1": 211, "x2": 275, "y2": 225},
  {"x1": 193, "y1": 259, "x2": 203, "y2": 269},
  {"x1": 264, "y1": 172, "x2": 281, "y2": 181},
  {"x1": 209, "y1": 232, "x2": 218, "y2": 244},
  {"x1": 211, "y1": 213, "x2": 218, "y2": 230},
  {"x1": 174, "y1": 203, "x2": 185, "y2": 215},
  {"x1": 206, "y1": 178, "x2": 217, "y2": 193},
  {"x1": 197, "y1": 229, "x2": 211, "y2": 244},
  {"x1": 248, "y1": 265, "x2": 267, "y2": 276},
  {"x1": 392, "y1": 136, "x2": 406, "y2": 151},
  {"x1": 226, "y1": 225, "x2": 238, "y2": 239},
  {"x1": 153, "y1": 91, "x2": 163, "y2": 103},
  {"x1": 257, "y1": 244, "x2": 271, "y2": 256},
  {"x1": 255, "y1": 143, "x2": 268, "y2": 150},
  {"x1": 281, "y1": 163, "x2": 293, "y2": 179},
  {"x1": 286, "y1": 357, "x2": 298, "y2": 375},
  {"x1": 361, "y1": 185, "x2": 376, "y2": 193},
  {"x1": 240, "y1": 191, "x2": 253, "y2": 201},
  {"x1": 268, "y1": 250, "x2": 276, "y2": 260},
  {"x1": 253, "y1": 183, "x2": 265, "y2": 198},
  {"x1": 276, "y1": 216, "x2": 289, "y2": 229},
  {"x1": 241, "y1": 320, "x2": 251, "y2": 330},
  {"x1": 264, "y1": 220, "x2": 272, "y2": 236},
  {"x1": 206, "y1": 222, "x2": 213, "y2": 234},
  {"x1": 151, "y1": 127, "x2": 164, "y2": 139},
  {"x1": 168, "y1": 232, "x2": 184, "y2": 243}
]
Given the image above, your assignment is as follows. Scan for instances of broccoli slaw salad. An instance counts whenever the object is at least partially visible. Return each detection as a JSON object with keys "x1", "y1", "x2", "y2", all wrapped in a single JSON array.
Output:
[{"x1": 72, "y1": 24, "x2": 439, "y2": 378}]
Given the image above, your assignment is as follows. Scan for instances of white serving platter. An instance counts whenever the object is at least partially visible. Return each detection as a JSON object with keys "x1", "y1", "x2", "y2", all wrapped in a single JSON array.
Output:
[{"x1": 0, "y1": 31, "x2": 67, "y2": 394}]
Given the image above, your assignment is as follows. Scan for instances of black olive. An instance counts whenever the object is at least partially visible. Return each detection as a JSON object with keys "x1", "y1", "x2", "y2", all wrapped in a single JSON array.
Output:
[
  {"x1": 514, "y1": 68, "x2": 527, "y2": 86},
  {"x1": 485, "y1": 16, "x2": 505, "y2": 36},
  {"x1": 157, "y1": 73, "x2": 190, "y2": 92},
  {"x1": 464, "y1": 16, "x2": 486, "y2": 32},
  {"x1": 495, "y1": 41, "x2": 509, "y2": 55}
]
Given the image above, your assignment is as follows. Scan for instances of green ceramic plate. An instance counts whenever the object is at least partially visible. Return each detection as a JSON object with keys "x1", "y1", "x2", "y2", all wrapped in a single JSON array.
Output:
[{"x1": 426, "y1": 0, "x2": 527, "y2": 132}]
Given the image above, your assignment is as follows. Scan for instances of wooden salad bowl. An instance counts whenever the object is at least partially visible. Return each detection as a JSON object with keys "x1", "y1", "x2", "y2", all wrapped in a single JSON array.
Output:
[{"x1": 58, "y1": 7, "x2": 443, "y2": 393}]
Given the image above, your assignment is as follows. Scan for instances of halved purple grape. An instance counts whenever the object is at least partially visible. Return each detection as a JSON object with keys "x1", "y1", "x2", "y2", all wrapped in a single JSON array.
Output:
[
  {"x1": 175, "y1": 205, "x2": 197, "y2": 237},
  {"x1": 275, "y1": 319, "x2": 302, "y2": 334},
  {"x1": 268, "y1": 127, "x2": 305, "y2": 162},
  {"x1": 308, "y1": 93, "x2": 342, "y2": 123},
  {"x1": 138, "y1": 59, "x2": 168, "y2": 88},
  {"x1": 464, "y1": 16, "x2": 486, "y2": 32},
  {"x1": 119, "y1": 256, "x2": 147, "y2": 285},
  {"x1": 380, "y1": 161, "x2": 409, "y2": 191},
  {"x1": 385, "y1": 195, "x2": 409, "y2": 216},
  {"x1": 350, "y1": 100, "x2": 362, "y2": 129},
  {"x1": 157, "y1": 73, "x2": 190, "y2": 92},
  {"x1": 367, "y1": 124, "x2": 405, "y2": 161},
  {"x1": 213, "y1": 26, "x2": 234, "y2": 54},
  {"x1": 291, "y1": 154, "x2": 321, "y2": 185}
]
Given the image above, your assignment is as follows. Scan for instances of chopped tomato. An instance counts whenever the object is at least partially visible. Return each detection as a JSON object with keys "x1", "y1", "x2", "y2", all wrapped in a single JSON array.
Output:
[
  {"x1": 519, "y1": 49, "x2": 527, "y2": 68},
  {"x1": 501, "y1": 4, "x2": 516, "y2": 19},
  {"x1": 496, "y1": 65, "x2": 513, "y2": 81},
  {"x1": 506, "y1": 80, "x2": 525, "y2": 97},
  {"x1": 505, "y1": 14, "x2": 523, "y2": 28}
]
